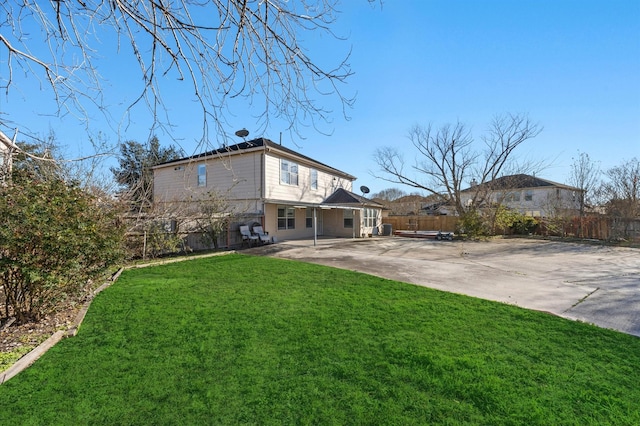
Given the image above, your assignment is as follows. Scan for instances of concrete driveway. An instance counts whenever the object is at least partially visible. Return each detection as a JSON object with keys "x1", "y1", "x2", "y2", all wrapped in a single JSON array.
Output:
[{"x1": 249, "y1": 237, "x2": 640, "y2": 337}]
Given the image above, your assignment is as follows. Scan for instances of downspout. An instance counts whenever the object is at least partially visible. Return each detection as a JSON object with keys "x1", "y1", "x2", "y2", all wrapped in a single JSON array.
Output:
[
  {"x1": 254, "y1": 150, "x2": 258, "y2": 214},
  {"x1": 261, "y1": 147, "x2": 266, "y2": 227},
  {"x1": 261, "y1": 149, "x2": 266, "y2": 199}
]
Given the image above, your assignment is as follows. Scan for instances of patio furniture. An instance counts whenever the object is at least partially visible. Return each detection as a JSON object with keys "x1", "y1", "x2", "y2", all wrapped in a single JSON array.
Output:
[
  {"x1": 239, "y1": 225, "x2": 259, "y2": 247},
  {"x1": 252, "y1": 225, "x2": 271, "y2": 245}
]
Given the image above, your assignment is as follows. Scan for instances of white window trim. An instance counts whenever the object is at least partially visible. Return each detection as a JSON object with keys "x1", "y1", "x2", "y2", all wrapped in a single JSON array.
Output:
[
  {"x1": 197, "y1": 164, "x2": 206, "y2": 187},
  {"x1": 363, "y1": 208, "x2": 376, "y2": 228},
  {"x1": 343, "y1": 209, "x2": 354, "y2": 228},
  {"x1": 280, "y1": 159, "x2": 299, "y2": 186},
  {"x1": 306, "y1": 207, "x2": 313, "y2": 228},
  {"x1": 277, "y1": 206, "x2": 296, "y2": 230}
]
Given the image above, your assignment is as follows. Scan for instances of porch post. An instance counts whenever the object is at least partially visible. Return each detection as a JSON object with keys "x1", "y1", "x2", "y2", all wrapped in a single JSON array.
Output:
[
  {"x1": 352, "y1": 208, "x2": 356, "y2": 239},
  {"x1": 313, "y1": 207, "x2": 317, "y2": 247}
]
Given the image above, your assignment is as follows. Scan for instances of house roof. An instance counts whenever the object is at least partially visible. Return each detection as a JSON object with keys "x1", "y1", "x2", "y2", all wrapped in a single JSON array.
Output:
[
  {"x1": 323, "y1": 188, "x2": 384, "y2": 208},
  {"x1": 154, "y1": 137, "x2": 356, "y2": 180},
  {"x1": 461, "y1": 174, "x2": 581, "y2": 192}
]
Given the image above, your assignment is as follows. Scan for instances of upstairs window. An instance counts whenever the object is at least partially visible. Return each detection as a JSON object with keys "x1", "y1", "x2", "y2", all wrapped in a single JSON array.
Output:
[
  {"x1": 524, "y1": 190, "x2": 533, "y2": 201},
  {"x1": 280, "y1": 159, "x2": 299, "y2": 186},
  {"x1": 310, "y1": 169, "x2": 318, "y2": 190},
  {"x1": 505, "y1": 191, "x2": 520, "y2": 202},
  {"x1": 198, "y1": 164, "x2": 206, "y2": 187}
]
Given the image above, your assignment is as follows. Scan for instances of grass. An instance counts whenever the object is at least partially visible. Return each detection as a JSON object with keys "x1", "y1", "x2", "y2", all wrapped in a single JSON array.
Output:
[{"x1": 1, "y1": 254, "x2": 639, "y2": 425}]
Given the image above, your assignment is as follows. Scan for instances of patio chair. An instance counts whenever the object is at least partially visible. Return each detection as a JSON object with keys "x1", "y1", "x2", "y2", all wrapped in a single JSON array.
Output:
[
  {"x1": 252, "y1": 225, "x2": 271, "y2": 245},
  {"x1": 239, "y1": 225, "x2": 259, "y2": 247}
]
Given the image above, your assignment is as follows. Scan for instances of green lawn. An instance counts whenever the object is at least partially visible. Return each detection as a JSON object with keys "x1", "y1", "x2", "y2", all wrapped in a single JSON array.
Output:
[{"x1": 1, "y1": 254, "x2": 639, "y2": 425}]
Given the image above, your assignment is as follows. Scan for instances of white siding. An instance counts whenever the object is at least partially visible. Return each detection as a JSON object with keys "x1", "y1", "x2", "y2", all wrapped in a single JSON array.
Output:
[
  {"x1": 494, "y1": 187, "x2": 579, "y2": 217},
  {"x1": 460, "y1": 186, "x2": 581, "y2": 217},
  {"x1": 263, "y1": 153, "x2": 352, "y2": 202},
  {"x1": 154, "y1": 151, "x2": 264, "y2": 213}
]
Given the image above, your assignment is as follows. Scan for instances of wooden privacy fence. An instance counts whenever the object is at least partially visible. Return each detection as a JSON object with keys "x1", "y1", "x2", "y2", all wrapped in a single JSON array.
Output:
[
  {"x1": 550, "y1": 216, "x2": 640, "y2": 242},
  {"x1": 383, "y1": 214, "x2": 639, "y2": 242},
  {"x1": 383, "y1": 215, "x2": 459, "y2": 233}
]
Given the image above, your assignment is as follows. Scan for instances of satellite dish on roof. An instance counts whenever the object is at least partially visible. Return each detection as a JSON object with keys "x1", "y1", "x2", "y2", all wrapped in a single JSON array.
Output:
[
  {"x1": 235, "y1": 129, "x2": 249, "y2": 138},
  {"x1": 360, "y1": 185, "x2": 370, "y2": 194}
]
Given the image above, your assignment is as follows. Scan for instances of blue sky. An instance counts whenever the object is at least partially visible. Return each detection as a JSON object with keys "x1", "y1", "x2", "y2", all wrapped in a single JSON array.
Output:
[{"x1": 2, "y1": 0, "x2": 639, "y2": 195}]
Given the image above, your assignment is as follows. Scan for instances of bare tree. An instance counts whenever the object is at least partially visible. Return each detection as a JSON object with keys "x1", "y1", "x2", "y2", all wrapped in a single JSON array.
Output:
[
  {"x1": 370, "y1": 188, "x2": 407, "y2": 201},
  {"x1": 194, "y1": 190, "x2": 242, "y2": 249},
  {"x1": 600, "y1": 158, "x2": 640, "y2": 218},
  {"x1": 540, "y1": 192, "x2": 573, "y2": 237},
  {"x1": 373, "y1": 114, "x2": 543, "y2": 217},
  {"x1": 0, "y1": 1, "x2": 376, "y2": 148},
  {"x1": 568, "y1": 152, "x2": 600, "y2": 237}
]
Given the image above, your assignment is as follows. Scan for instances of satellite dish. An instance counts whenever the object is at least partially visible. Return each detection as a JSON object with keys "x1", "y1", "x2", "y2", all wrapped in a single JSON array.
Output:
[
  {"x1": 235, "y1": 129, "x2": 249, "y2": 138},
  {"x1": 360, "y1": 185, "x2": 370, "y2": 194}
]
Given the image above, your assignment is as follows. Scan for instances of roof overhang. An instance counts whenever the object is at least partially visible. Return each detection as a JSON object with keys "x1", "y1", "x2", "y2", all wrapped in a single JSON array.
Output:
[{"x1": 264, "y1": 199, "x2": 375, "y2": 210}]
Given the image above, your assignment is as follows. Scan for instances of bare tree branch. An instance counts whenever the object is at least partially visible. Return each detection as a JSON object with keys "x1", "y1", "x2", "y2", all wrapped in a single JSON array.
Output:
[
  {"x1": 373, "y1": 114, "x2": 543, "y2": 216},
  {"x1": 1, "y1": 1, "x2": 361, "y2": 144},
  {"x1": 478, "y1": 113, "x2": 543, "y2": 183}
]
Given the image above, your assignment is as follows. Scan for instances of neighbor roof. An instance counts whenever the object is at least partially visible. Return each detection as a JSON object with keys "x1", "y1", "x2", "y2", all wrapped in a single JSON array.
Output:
[{"x1": 462, "y1": 174, "x2": 581, "y2": 192}]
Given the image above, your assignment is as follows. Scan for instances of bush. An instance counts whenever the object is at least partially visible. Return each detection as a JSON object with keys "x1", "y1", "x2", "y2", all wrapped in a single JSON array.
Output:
[
  {"x1": 123, "y1": 219, "x2": 186, "y2": 259},
  {"x1": 460, "y1": 206, "x2": 539, "y2": 238},
  {"x1": 145, "y1": 221, "x2": 183, "y2": 259},
  {"x1": 0, "y1": 172, "x2": 124, "y2": 323},
  {"x1": 457, "y1": 209, "x2": 490, "y2": 238},
  {"x1": 494, "y1": 205, "x2": 539, "y2": 235},
  {"x1": 512, "y1": 215, "x2": 539, "y2": 235}
]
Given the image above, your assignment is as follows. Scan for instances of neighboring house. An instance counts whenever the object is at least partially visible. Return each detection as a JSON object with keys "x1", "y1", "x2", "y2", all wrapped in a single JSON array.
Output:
[
  {"x1": 153, "y1": 138, "x2": 383, "y2": 246},
  {"x1": 421, "y1": 200, "x2": 454, "y2": 216},
  {"x1": 377, "y1": 194, "x2": 453, "y2": 216},
  {"x1": 381, "y1": 194, "x2": 430, "y2": 216},
  {"x1": 459, "y1": 174, "x2": 582, "y2": 218}
]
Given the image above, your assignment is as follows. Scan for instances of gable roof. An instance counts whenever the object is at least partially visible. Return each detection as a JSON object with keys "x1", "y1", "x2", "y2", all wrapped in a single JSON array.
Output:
[
  {"x1": 154, "y1": 137, "x2": 355, "y2": 180},
  {"x1": 323, "y1": 188, "x2": 384, "y2": 208},
  {"x1": 462, "y1": 174, "x2": 581, "y2": 192}
]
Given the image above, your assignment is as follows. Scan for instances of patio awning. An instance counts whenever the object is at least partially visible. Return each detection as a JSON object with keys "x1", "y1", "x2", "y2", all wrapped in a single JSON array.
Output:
[
  {"x1": 264, "y1": 188, "x2": 383, "y2": 210},
  {"x1": 263, "y1": 199, "x2": 358, "y2": 210}
]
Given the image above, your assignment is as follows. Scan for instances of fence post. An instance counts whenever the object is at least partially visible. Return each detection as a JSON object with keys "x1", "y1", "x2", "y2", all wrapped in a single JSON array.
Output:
[{"x1": 143, "y1": 231, "x2": 147, "y2": 260}]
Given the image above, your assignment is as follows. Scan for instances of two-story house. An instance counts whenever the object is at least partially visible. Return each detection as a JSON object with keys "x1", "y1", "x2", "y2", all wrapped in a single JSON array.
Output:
[
  {"x1": 459, "y1": 174, "x2": 582, "y2": 218},
  {"x1": 153, "y1": 138, "x2": 383, "y2": 246}
]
